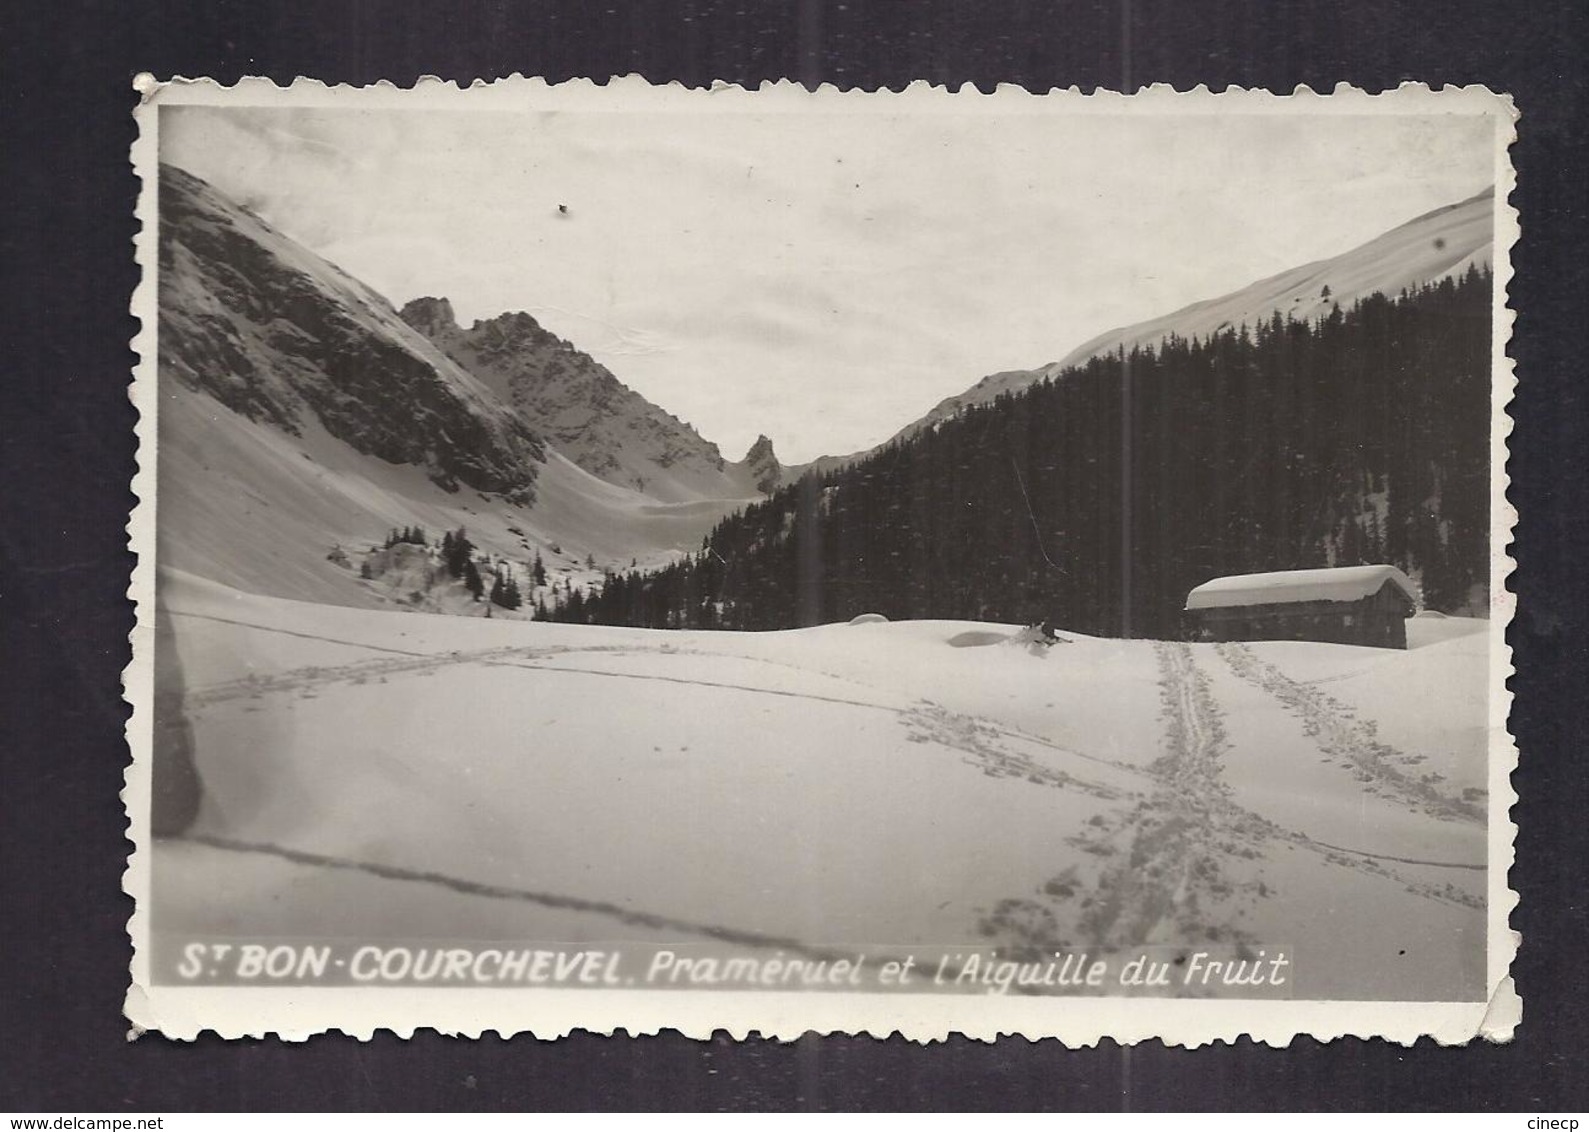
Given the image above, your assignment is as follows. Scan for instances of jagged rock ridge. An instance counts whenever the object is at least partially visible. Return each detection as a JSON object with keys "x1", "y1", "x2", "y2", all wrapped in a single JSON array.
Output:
[
  {"x1": 743, "y1": 434, "x2": 783, "y2": 494},
  {"x1": 400, "y1": 297, "x2": 766, "y2": 503},
  {"x1": 861, "y1": 187, "x2": 1497, "y2": 459},
  {"x1": 158, "y1": 165, "x2": 544, "y2": 503}
]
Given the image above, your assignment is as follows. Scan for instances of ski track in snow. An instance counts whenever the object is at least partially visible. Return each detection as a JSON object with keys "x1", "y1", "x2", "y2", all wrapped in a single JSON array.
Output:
[
  {"x1": 189, "y1": 637, "x2": 944, "y2": 724},
  {"x1": 980, "y1": 642, "x2": 1270, "y2": 959},
  {"x1": 179, "y1": 608, "x2": 1135, "y2": 779},
  {"x1": 1215, "y1": 642, "x2": 1485, "y2": 823},
  {"x1": 174, "y1": 607, "x2": 1157, "y2": 950},
  {"x1": 900, "y1": 703, "x2": 1125, "y2": 800},
  {"x1": 178, "y1": 610, "x2": 913, "y2": 714},
  {"x1": 181, "y1": 609, "x2": 1145, "y2": 784},
  {"x1": 977, "y1": 641, "x2": 1483, "y2": 961},
  {"x1": 1071, "y1": 642, "x2": 1265, "y2": 951},
  {"x1": 173, "y1": 607, "x2": 1483, "y2": 958},
  {"x1": 182, "y1": 833, "x2": 873, "y2": 963},
  {"x1": 176, "y1": 610, "x2": 434, "y2": 658}
]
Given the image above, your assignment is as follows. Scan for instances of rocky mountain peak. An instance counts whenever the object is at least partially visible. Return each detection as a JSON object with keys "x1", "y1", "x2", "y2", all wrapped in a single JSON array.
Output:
[
  {"x1": 397, "y1": 296, "x2": 459, "y2": 339},
  {"x1": 744, "y1": 434, "x2": 782, "y2": 494},
  {"x1": 160, "y1": 170, "x2": 543, "y2": 504},
  {"x1": 471, "y1": 309, "x2": 558, "y2": 351},
  {"x1": 399, "y1": 298, "x2": 749, "y2": 503}
]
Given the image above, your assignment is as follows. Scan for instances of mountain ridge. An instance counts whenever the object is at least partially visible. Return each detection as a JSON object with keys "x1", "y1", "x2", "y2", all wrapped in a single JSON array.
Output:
[
  {"x1": 155, "y1": 164, "x2": 754, "y2": 607},
  {"x1": 835, "y1": 187, "x2": 1496, "y2": 464},
  {"x1": 159, "y1": 164, "x2": 546, "y2": 503},
  {"x1": 155, "y1": 165, "x2": 1496, "y2": 618},
  {"x1": 399, "y1": 295, "x2": 773, "y2": 504}
]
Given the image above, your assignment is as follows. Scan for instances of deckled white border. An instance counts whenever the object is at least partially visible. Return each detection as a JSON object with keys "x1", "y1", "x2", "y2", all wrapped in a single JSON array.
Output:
[{"x1": 125, "y1": 74, "x2": 1520, "y2": 1044}]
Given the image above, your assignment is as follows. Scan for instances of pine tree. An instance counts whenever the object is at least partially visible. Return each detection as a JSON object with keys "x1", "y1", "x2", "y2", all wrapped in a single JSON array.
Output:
[
  {"x1": 445, "y1": 528, "x2": 473, "y2": 578},
  {"x1": 532, "y1": 551, "x2": 546, "y2": 587},
  {"x1": 463, "y1": 557, "x2": 483, "y2": 601},
  {"x1": 485, "y1": 564, "x2": 523, "y2": 611}
]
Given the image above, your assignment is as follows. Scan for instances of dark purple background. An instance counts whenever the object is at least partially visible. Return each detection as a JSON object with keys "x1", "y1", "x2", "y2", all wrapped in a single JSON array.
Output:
[{"x1": 2, "y1": 0, "x2": 1585, "y2": 1112}]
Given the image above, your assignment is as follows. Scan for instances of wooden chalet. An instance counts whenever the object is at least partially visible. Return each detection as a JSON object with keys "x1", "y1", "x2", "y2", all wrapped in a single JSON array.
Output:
[{"x1": 1184, "y1": 564, "x2": 1419, "y2": 649}]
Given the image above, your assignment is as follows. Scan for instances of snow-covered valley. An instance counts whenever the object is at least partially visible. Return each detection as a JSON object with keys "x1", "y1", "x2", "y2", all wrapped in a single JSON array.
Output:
[
  {"x1": 150, "y1": 570, "x2": 1490, "y2": 1001},
  {"x1": 139, "y1": 149, "x2": 1505, "y2": 1013}
]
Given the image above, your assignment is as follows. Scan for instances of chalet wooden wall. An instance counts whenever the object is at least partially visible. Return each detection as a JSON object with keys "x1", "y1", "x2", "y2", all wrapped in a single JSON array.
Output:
[{"x1": 1188, "y1": 582, "x2": 1413, "y2": 649}]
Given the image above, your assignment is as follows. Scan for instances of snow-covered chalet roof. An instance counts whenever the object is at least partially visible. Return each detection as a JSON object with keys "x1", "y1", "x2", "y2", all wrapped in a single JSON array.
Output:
[{"x1": 1184, "y1": 564, "x2": 1418, "y2": 612}]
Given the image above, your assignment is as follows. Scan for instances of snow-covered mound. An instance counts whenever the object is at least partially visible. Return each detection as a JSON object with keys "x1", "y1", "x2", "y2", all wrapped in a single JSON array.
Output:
[
  {"x1": 152, "y1": 573, "x2": 1491, "y2": 1000},
  {"x1": 876, "y1": 188, "x2": 1495, "y2": 453}
]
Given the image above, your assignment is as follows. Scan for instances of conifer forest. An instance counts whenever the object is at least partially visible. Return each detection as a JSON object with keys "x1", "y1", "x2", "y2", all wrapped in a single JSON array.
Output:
[{"x1": 548, "y1": 268, "x2": 1492, "y2": 638}]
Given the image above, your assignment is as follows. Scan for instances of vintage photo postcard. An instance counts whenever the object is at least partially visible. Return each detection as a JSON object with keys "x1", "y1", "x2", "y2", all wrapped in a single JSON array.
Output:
[{"x1": 126, "y1": 77, "x2": 1518, "y2": 1043}]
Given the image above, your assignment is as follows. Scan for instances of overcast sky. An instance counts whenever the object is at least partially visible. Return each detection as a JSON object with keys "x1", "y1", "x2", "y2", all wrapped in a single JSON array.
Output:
[{"x1": 162, "y1": 102, "x2": 1495, "y2": 463}]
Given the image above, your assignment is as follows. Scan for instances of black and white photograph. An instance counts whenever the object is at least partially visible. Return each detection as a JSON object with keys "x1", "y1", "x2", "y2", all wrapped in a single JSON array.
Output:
[{"x1": 126, "y1": 79, "x2": 1515, "y2": 1042}]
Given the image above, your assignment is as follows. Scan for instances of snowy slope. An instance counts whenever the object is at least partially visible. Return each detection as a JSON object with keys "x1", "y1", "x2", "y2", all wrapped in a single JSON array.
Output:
[
  {"x1": 157, "y1": 166, "x2": 757, "y2": 606},
  {"x1": 156, "y1": 379, "x2": 753, "y2": 609},
  {"x1": 876, "y1": 188, "x2": 1495, "y2": 452},
  {"x1": 152, "y1": 572, "x2": 1490, "y2": 1001},
  {"x1": 159, "y1": 165, "x2": 544, "y2": 502}
]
